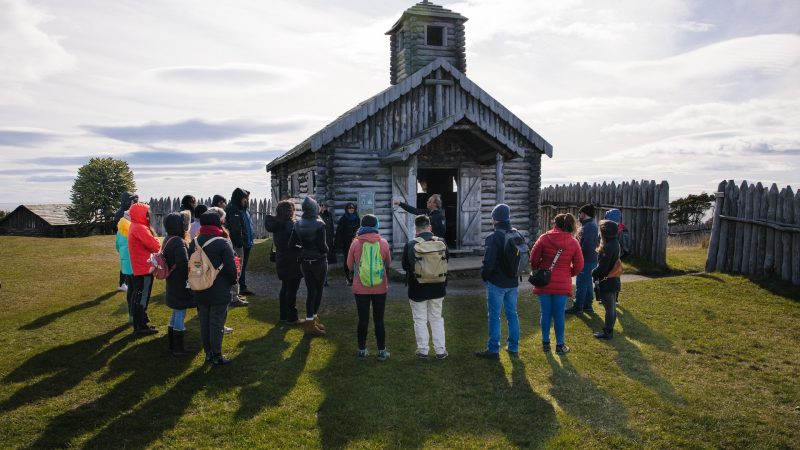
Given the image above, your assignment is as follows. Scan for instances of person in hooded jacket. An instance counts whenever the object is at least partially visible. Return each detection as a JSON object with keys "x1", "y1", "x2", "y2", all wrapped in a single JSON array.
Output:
[
  {"x1": 289, "y1": 197, "x2": 329, "y2": 336},
  {"x1": 334, "y1": 202, "x2": 360, "y2": 284},
  {"x1": 189, "y1": 211, "x2": 238, "y2": 366},
  {"x1": 225, "y1": 188, "x2": 254, "y2": 303},
  {"x1": 346, "y1": 215, "x2": 392, "y2": 361},
  {"x1": 115, "y1": 210, "x2": 134, "y2": 324},
  {"x1": 567, "y1": 204, "x2": 599, "y2": 315},
  {"x1": 163, "y1": 211, "x2": 196, "y2": 356},
  {"x1": 319, "y1": 201, "x2": 337, "y2": 265},
  {"x1": 592, "y1": 220, "x2": 622, "y2": 340},
  {"x1": 265, "y1": 200, "x2": 304, "y2": 325},
  {"x1": 529, "y1": 213, "x2": 584, "y2": 355},
  {"x1": 113, "y1": 191, "x2": 138, "y2": 289},
  {"x1": 127, "y1": 202, "x2": 161, "y2": 335}
]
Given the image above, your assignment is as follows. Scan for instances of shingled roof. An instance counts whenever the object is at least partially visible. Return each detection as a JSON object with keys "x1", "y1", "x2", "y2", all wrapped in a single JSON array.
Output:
[
  {"x1": 0, "y1": 204, "x2": 75, "y2": 226},
  {"x1": 266, "y1": 58, "x2": 553, "y2": 171}
]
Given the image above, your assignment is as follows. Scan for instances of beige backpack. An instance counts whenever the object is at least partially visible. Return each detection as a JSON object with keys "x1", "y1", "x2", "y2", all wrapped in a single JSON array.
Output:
[
  {"x1": 188, "y1": 237, "x2": 224, "y2": 291},
  {"x1": 413, "y1": 236, "x2": 448, "y2": 284}
]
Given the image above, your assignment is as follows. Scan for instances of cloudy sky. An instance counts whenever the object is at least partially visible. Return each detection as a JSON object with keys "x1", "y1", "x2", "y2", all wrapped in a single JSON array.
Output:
[{"x1": 1, "y1": 0, "x2": 798, "y2": 207}]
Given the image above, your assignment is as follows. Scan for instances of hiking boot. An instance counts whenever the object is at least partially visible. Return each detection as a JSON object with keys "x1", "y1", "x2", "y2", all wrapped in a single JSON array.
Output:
[
  {"x1": 415, "y1": 351, "x2": 429, "y2": 360},
  {"x1": 223, "y1": 326, "x2": 234, "y2": 335},
  {"x1": 505, "y1": 348, "x2": 519, "y2": 358},
  {"x1": 230, "y1": 297, "x2": 249, "y2": 307},
  {"x1": 314, "y1": 317, "x2": 326, "y2": 331},
  {"x1": 357, "y1": 348, "x2": 369, "y2": 359},
  {"x1": 211, "y1": 354, "x2": 232, "y2": 366},
  {"x1": 556, "y1": 344, "x2": 570, "y2": 355},
  {"x1": 134, "y1": 327, "x2": 158, "y2": 336},
  {"x1": 171, "y1": 329, "x2": 188, "y2": 356},
  {"x1": 435, "y1": 351, "x2": 448, "y2": 360},
  {"x1": 542, "y1": 342, "x2": 551, "y2": 352},
  {"x1": 565, "y1": 307, "x2": 582, "y2": 315},
  {"x1": 593, "y1": 330, "x2": 613, "y2": 340},
  {"x1": 240, "y1": 288, "x2": 256, "y2": 296},
  {"x1": 474, "y1": 349, "x2": 500, "y2": 360},
  {"x1": 304, "y1": 319, "x2": 326, "y2": 337},
  {"x1": 376, "y1": 349, "x2": 390, "y2": 361}
]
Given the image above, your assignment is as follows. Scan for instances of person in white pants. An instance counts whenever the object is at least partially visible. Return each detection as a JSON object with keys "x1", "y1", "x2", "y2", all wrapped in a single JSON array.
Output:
[{"x1": 401, "y1": 215, "x2": 448, "y2": 359}]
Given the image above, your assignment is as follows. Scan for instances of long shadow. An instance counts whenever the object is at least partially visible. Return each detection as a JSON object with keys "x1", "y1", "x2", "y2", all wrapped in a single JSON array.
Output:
[
  {"x1": 611, "y1": 307, "x2": 684, "y2": 404},
  {"x1": 546, "y1": 353, "x2": 636, "y2": 440},
  {"x1": 1, "y1": 325, "x2": 129, "y2": 412},
  {"x1": 19, "y1": 291, "x2": 119, "y2": 330},
  {"x1": 315, "y1": 309, "x2": 557, "y2": 449},
  {"x1": 751, "y1": 276, "x2": 800, "y2": 302},
  {"x1": 26, "y1": 317, "x2": 200, "y2": 449}
]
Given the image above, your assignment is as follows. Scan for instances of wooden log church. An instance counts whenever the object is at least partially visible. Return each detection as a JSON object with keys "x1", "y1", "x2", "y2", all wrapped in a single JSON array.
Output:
[{"x1": 266, "y1": 1, "x2": 553, "y2": 253}]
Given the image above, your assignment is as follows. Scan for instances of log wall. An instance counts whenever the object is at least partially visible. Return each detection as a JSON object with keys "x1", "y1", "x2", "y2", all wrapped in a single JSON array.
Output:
[
  {"x1": 705, "y1": 180, "x2": 800, "y2": 285},
  {"x1": 539, "y1": 180, "x2": 669, "y2": 266}
]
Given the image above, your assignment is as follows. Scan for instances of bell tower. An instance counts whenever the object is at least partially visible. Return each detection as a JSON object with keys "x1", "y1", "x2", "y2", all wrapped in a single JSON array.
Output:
[{"x1": 386, "y1": 1, "x2": 468, "y2": 85}]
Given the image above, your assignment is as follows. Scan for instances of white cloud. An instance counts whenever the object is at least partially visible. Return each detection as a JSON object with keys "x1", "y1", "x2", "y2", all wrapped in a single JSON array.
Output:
[
  {"x1": 145, "y1": 63, "x2": 312, "y2": 92},
  {"x1": 0, "y1": 0, "x2": 74, "y2": 84}
]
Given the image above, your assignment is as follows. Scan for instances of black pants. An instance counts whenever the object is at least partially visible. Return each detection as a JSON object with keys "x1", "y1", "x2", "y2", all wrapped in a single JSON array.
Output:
[
  {"x1": 198, "y1": 303, "x2": 228, "y2": 357},
  {"x1": 301, "y1": 259, "x2": 327, "y2": 319},
  {"x1": 119, "y1": 271, "x2": 126, "y2": 287},
  {"x1": 355, "y1": 294, "x2": 386, "y2": 350},
  {"x1": 279, "y1": 278, "x2": 302, "y2": 322},
  {"x1": 599, "y1": 291, "x2": 618, "y2": 334},
  {"x1": 239, "y1": 246, "x2": 252, "y2": 290},
  {"x1": 131, "y1": 274, "x2": 154, "y2": 331}
]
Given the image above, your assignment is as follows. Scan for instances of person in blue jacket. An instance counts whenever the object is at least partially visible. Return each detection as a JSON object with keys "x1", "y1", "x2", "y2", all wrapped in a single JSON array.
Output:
[{"x1": 567, "y1": 204, "x2": 599, "y2": 314}]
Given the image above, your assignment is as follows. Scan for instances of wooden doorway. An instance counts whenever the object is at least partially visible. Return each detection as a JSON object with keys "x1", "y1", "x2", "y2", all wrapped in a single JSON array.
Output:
[{"x1": 416, "y1": 168, "x2": 458, "y2": 247}]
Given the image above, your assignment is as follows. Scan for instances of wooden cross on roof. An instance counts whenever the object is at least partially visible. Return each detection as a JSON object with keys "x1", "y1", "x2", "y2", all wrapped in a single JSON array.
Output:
[{"x1": 424, "y1": 68, "x2": 454, "y2": 121}]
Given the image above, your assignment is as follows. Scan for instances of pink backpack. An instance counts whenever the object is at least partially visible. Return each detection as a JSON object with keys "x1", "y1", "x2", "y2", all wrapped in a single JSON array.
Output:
[{"x1": 148, "y1": 236, "x2": 178, "y2": 280}]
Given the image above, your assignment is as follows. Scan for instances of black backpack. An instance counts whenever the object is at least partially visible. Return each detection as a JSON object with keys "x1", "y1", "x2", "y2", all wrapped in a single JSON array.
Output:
[{"x1": 500, "y1": 229, "x2": 529, "y2": 278}]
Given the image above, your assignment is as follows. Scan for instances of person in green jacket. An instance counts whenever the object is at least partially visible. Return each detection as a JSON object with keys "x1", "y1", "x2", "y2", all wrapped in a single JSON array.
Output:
[{"x1": 115, "y1": 211, "x2": 134, "y2": 324}]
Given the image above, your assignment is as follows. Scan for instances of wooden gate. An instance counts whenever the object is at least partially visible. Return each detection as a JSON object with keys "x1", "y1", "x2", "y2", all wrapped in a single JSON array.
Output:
[{"x1": 458, "y1": 166, "x2": 482, "y2": 248}]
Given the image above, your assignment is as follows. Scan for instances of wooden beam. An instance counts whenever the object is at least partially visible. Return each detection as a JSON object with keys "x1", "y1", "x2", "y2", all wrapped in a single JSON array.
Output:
[
  {"x1": 423, "y1": 79, "x2": 454, "y2": 86},
  {"x1": 496, "y1": 153, "x2": 505, "y2": 203}
]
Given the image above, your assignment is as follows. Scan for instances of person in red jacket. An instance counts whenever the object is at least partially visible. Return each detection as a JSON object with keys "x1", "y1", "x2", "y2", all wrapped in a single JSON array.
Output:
[
  {"x1": 346, "y1": 214, "x2": 392, "y2": 361},
  {"x1": 127, "y1": 202, "x2": 162, "y2": 335},
  {"x1": 529, "y1": 213, "x2": 584, "y2": 354}
]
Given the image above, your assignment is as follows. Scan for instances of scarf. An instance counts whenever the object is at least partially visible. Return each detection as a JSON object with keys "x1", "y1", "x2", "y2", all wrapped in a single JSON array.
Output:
[
  {"x1": 344, "y1": 211, "x2": 359, "y2": 222},
  {"x1": 199, "y1": 225, "x2": 224, "y2": 236},
  {"x1": 357, "y1": 226, "x2": 379, "y2": 236}
]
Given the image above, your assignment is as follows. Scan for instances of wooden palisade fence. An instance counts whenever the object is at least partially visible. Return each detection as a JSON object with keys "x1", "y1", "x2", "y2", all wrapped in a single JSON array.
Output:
[
  {"x1": 539, "y1": 180, "x2": 669, "y2": 267},
  {"x1": 705, "y1": 180, "x2": 800, "y2": 286},
  {"x1": 147, "y1": 197, "x2": 273, "y2": 238}
]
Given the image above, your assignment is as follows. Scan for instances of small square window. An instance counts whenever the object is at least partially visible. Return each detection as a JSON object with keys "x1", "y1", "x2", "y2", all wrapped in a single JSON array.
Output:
[{"x1": 427, "y1": 26, "x2": 444, "y2": 46}]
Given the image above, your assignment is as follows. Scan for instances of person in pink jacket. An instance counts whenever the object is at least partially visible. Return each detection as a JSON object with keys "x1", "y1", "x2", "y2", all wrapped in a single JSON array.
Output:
[
  {"x1": 529, "y1": 213, "x2": 584, "y2": 354},
  {"x1": 346, "y1": 214, "x2": 392, "y2": 361}
]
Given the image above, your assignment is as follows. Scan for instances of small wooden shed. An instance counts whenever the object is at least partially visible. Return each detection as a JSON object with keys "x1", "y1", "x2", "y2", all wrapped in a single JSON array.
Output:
[
  {"x1": 266, "y1": 1, "x2": 553, "y2": 253},
  {"x1": 0, "y1": 204, "x2": 78, "y2": 237}
]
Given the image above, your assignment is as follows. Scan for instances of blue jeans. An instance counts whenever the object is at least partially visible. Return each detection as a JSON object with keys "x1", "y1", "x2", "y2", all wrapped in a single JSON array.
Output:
[
  {"x1": 169, "y1": 309, "x2": 186, "y2": 331},
  {"x1": 574, "y1": 261, "x2": 598, "y2": 310},
  {"x1": 539, "y1": 294, "x2": 568, "y2": 345},
  {"x1": 486, "y1": 282, "x2": 520, "y2": 353}
]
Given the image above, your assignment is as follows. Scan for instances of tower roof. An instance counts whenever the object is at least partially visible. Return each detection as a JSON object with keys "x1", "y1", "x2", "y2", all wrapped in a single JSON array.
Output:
[{"x1": 386, "y1": 1, "x2": 468, "y2": 35}]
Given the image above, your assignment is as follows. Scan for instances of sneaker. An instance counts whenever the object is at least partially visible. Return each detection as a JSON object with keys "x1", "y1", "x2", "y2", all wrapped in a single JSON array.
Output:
[
  {"x1": 376, "y1": 349, "x2": 390, "y2": 361},
  {"x1": 556, "y1": 344, "x2": 570, "y2": 355},
  {"x1": 223, "y1": 326, "x2": 234, "y2": 335},
  {"x1": 474, "y1": 349, "x2": 500, "y2": 360},
  {"x1": 357, "y1": 349, "x2": 369, "y2": 359},
  {"x1": 505, "y1": 348, "x2": 519, "y2": 358},
  {"x1": 211, "y1": 354, "x2": 233, "y2": 366},
  {"x1": 435, "y1": 351, "x2": 448, "y2": 360},
  {"x1": 415, "y1": 351, "x2": 429, "y2": 360},
  {"x1": 240, "y1": 288, "x2": 256, "y2": 296},
  {"x1": 118, "y1": 284, "x2": 128, "y2": 292},
  {"x1": 593, "y1": 331, "x2": 613, "y2": 340},
  {"x1": 542, "y1": 342, "x2": 551, "y2": 352},
  {"x1": 230, "y1": 298, "x2": 249, "y2": 307}
]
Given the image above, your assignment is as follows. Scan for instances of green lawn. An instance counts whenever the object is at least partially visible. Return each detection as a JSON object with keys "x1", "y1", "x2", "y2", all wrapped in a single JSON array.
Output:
[{"x1": 0, "y1": 236, "x2": 798, "y2": 449}]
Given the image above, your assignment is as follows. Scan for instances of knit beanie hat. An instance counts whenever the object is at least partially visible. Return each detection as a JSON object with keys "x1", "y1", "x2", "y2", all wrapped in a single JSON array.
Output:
[
  {"x1": 361, "y1": 214, "x2": 378, "y2": 228},
  {"x1": 199, "y1": 211, "x2": 222, "y2": 227},
  {"x1": 579, "y1": 204, "x2": 596, "y2": 218},
  {"x1": 491, "y1": 204, "x2": 510, "y2": 222}
]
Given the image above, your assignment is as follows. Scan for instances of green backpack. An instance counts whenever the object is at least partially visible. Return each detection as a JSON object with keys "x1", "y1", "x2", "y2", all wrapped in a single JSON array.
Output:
[{"x1": 358, "y1": 241, "x2": 385, "y2": 288}]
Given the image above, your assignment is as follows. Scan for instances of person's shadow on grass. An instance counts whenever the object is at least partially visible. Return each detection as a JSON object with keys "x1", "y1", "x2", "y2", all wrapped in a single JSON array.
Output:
[{"x1": 19, "y1": 291, "x2": 119, "y2": 330}]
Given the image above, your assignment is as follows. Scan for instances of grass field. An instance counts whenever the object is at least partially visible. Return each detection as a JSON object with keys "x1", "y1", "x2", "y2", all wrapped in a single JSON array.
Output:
[{"x1": 0, "y1": 236, "x2": 798, "y2": 449}]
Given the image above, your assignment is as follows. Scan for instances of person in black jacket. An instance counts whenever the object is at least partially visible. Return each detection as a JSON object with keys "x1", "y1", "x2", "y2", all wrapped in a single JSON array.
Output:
[
  {"x1": 189, "y1": 211, "x2": 238, "y2": 366},
  {"x1": 224, "y1": 188, "x2": 252, "y2": 305},
  {"x1": 265, "y1": 200, "x2": 304, "y2": 325},
  {"x1": 162, "y1": 211, "x2": 196, "y2": 356},
  {"x1": 334, "y1": 202, "x2": 359, "y2": 284},
  {"x1": 402, "y1": 215, "x2": 449, "y2": 359},
  {"x1": 592, "y1": 220, "x2": 622, "y2": 340},
  {"x1": 394, "y1": 194, "x2": 446, "y2": 239},
  {"x1": 289, "y1": 197, "x2": 329, "y2": 336},
  {"x1": 319, "y1": 201, "x2": 336, "y2": 264}
]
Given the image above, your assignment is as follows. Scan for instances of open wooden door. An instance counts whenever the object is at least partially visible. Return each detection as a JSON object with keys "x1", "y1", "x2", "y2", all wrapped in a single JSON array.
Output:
[
  {"x1": 458, "y1": 166, "x2": 482, "y2": 248},
  {"x1": 391, "y1": 159, "x2": 417, "y2": 250}
]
